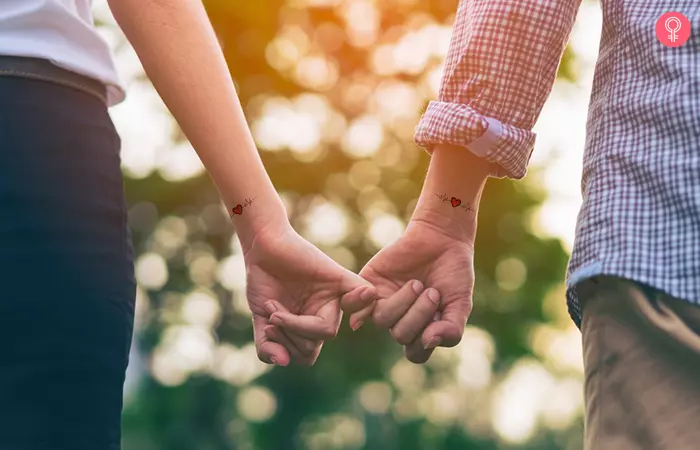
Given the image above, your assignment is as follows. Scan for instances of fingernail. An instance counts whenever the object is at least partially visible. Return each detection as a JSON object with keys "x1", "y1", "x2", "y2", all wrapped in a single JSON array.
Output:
[
  {"x1": 412, "y1": 280, "x2": 423, "y2": 294},
  {"x1": 351, "y1": 320, "x2": 364, "y2": 331},
  {"x1": 270, "y1": 357, "x2": 279, "y2": 366},
  {"x1": 265, "y1": 301, "x2": 278, "y2": 314},
  {"x1": 427, "y1": 288, "x2": 440, "y2": 304},
  {"x1": 424, "y1": 337, "x2": 442, "y2": 350}
]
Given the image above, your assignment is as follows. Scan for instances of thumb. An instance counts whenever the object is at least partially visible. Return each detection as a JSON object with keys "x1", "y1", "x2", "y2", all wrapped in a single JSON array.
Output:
[{"x1": 421, "y1": 298, "x2": 472, "y2": 349}]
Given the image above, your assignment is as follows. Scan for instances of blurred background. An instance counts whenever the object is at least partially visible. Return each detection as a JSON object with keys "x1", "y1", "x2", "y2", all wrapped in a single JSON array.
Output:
[{"x1": 93, "y1": 0, "x2": 603, "y2": 448}]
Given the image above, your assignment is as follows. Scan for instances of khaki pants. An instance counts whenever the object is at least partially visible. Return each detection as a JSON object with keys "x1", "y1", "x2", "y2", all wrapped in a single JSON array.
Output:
[{"x1": 579, "y1": 276, "x2": 700, "y2": 450}]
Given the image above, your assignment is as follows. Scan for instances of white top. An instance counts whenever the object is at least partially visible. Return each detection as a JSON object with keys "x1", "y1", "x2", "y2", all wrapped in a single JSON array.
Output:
[{"x1": 0, "y1": 0, "x2": 125, "y2": 106}]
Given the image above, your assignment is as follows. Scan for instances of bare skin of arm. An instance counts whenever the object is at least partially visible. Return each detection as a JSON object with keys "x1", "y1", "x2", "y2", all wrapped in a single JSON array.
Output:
[
  {"x1": 108, "y1": 0, "x2": 287, "y2": 251},
  {"x1": 340, "y1": 145, "x2": 490, "y2": 362},
  {"x1": 107, "y1": 0, "x2": 377, "y2": 366}
]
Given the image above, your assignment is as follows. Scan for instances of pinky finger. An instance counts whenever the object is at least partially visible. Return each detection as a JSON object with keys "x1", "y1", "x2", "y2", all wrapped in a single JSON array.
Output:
[
  {"x1": 349, "y1": 303, "x2": 374, "y2": 331},
  {"x1": 253, "y1": 315, "x2": 290, "y2": 366},
  {"x1": 265, "y1": 325, "x2": 319, "y2": 366},
  {"x1": 403, "y1": 312, "x2": 440, "y2": 364},
  {"x1": 341, "y1": 284, "x2": 377, "y2": 314}
]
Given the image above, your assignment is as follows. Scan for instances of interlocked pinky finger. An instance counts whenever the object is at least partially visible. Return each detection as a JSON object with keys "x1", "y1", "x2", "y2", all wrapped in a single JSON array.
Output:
[
  {"x1": 253, "y1": 315, "x2": 290, "y2": 366},
  {"x1": 264, "y1": 325, "x2": 320, "y2": 366}
]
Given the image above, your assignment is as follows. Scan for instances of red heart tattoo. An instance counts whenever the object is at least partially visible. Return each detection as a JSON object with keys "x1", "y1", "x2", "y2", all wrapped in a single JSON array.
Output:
[
  {"x1": 451, "y1": 197, "x2": 461, "y2": 208},
  {"x1": 232, "y1": 204, "x2": 243, "y2": 215}
]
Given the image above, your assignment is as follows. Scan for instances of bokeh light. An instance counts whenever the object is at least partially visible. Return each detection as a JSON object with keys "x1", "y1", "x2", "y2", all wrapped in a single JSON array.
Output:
[
  {"x1": 237, "y1": 386, "x2": 278, "y2": 422},
  {"x1": 92, "y1": 0, "x2": 601, "y2": 446}
]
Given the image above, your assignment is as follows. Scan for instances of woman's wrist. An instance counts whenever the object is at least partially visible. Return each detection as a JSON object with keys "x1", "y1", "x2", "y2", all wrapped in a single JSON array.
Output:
[{"x1": 230, "y1": 197, "x2": 291, "y2": 255}]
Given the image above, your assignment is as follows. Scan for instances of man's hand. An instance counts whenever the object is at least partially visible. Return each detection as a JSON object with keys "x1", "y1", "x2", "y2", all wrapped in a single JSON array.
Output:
[
  {"x1": 243, "y1": 224, "x2": 376, "y2": 367},
  {"x1": 343, "y1": 216, "x2": 476, "y2": 363}
]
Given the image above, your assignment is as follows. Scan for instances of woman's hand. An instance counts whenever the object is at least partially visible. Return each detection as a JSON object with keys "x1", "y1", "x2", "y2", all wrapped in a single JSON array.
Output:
[{"x1": 243, "y1": 223, "x2": 376, "y2": 367}]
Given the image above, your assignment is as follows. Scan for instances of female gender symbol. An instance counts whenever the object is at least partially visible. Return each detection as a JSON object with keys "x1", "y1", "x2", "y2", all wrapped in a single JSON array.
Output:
[
  {"x1": 656, "y1": 12, "x2": 691, "y2": 47},
  {"x1": 665, "y1": 16, "x2": 682, "y2": 42}
]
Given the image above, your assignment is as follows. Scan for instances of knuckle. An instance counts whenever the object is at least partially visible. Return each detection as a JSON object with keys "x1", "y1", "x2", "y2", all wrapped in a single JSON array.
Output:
[
  {"x1": 297, "y1": 357, "x2": 314, "y2": 367},
  {"x1": 464, "y1": 301, "x2": 474, "y2": 317},
  {"x1": 390, "y1": 328, "x2": 412, "y2": 346},
  {"x1": 340, "y1": 297, "x2": 357, "y2": 313},
  {"x1": 372, "y1": 310, "x2": 391, "y2": 328},
  {"x1": 396, "y1": 335, "x2": 413, "y2": 346},
  {"x1": 417, "y1": 298, "x2": 438, "y2": 315},
  {"x1": 323, "y1": 327, "x2": 338, "y2": 340},
  {"x1": 303, "y1": 341, "x2": 317, "y2": 354},
  {"x1": 298, "y1": 352, "x2": 320, "y2": 367}
]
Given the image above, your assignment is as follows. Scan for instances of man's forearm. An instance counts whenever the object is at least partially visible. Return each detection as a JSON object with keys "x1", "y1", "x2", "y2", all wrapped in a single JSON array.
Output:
[
  {"x1": 414, "y1": 0, "x2": 582, "y2": 180},
  {"x1": 411, "y1": 145, "x2": 490, "y2": 243},
  {"x1": 108, "y1": 0, "x2": 289, "y2": 249}
]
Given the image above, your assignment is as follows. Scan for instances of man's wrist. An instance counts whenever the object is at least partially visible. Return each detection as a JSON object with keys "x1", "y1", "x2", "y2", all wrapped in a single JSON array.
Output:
[
  {"x1": 410, "y1": 203, "x2": 478, "y2": 244},
  {"x1": 409, "y1": 144, "x2": 489, "y2": 244}
]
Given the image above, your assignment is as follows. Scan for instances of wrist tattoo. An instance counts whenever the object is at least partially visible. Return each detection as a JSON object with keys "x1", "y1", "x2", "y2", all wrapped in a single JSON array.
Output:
[
  {"x1": 433, "y1": 192, "x2": 473, "y2": 212},
  {"x1": 229, "y1": 197, "x2": 256, "y2": 217}
]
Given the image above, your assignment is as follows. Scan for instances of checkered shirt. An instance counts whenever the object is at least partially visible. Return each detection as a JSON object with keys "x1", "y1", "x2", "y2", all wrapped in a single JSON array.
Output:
[{"x1": 414, "y1": 0, "x2": 700, "y2": 328}]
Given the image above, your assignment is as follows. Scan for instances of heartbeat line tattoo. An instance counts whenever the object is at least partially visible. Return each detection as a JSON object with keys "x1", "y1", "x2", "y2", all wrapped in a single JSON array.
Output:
[
  {"x1": 434, "y1": 193, "x2": 473, "y2": 212},
  {"x1": 230, "y1": 197, "x2": 257, "y2": 217}
]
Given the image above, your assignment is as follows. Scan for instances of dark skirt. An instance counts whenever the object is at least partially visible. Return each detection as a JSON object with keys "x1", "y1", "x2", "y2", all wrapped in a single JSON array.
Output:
[{"x1": 0, "y1": 75, "x2": 136, "y2": 450}]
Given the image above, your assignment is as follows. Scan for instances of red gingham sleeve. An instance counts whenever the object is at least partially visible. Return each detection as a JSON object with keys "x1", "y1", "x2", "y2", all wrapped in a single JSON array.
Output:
[{"x1": 414, "y1": 0, "x2": 582, "y2": 179}]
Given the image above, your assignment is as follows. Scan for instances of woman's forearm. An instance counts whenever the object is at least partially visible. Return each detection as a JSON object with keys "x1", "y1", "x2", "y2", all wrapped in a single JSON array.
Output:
[{"x1": 108, "y1": 0, "x2": 289, "y2": 249}]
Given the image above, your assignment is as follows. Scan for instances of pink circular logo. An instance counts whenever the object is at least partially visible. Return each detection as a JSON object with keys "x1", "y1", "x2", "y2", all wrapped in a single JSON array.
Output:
[{"x1": 656, "y1": 12, "x2": 691, "y2": 47}]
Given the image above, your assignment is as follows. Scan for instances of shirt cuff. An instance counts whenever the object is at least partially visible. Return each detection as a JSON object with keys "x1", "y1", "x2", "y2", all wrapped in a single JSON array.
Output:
[{"x1": 414, "y1": 100, "x2": 537, "y2": 179}]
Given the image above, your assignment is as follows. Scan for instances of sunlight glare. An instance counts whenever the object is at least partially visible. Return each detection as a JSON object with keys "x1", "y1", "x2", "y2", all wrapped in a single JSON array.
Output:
[
  {"x1": 367, "y1": 214, "x2": 404, "y2": 248},
  {"x1": 181, "y1": 290, "x2": 221, "y2": 329},
  {"x1": 304, "y1": 201, "x2": 349, "y2": 246},
  {"x1": 390, "y1": 359, "x2": 426, "y2": 393},
  {"x1": 295, "y1": 55, "x2": 340, "y2": 91},
  {"x1": 135, "y1": 252, "x2": 169, "y2": 290},
  {"x1": 340, "y1": 1, "x2": 379, "y2": 48},
  {"x1": 491, "y1": 359, "x2": 555, "y2": 444},
  {"x1": 541, "y1": 377, "x2": 584, "y2": 430},
  {"x1": 211, "y1": 343, "x2": 272, "y2": 386},
  {"x1": 495, "y1": 257, "x2": 527, "y2": 292},
  {"x1": 358, "y1": 382, "x2": 393, "y2": 414},
  {"x1": 218, "y1": 253, "x2": 247, "y2": 291},
  {"x1": 158, "y1": 141, "x2": 205, "y2": 182},
  {"x1": 342, "y1": 116, "x2": 384, "y2": 158},
  {"x1": 456, "y1": 327, "x2": 495, "y2": 390},
  {"x1": 237, "y1": 386, "x2": 278, "y2": 422}
]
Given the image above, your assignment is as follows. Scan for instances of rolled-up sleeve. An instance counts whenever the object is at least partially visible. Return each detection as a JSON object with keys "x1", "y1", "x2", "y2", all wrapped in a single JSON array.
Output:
[{"x1": 414, "y1": 0, "x2": 582, "y2": 179}]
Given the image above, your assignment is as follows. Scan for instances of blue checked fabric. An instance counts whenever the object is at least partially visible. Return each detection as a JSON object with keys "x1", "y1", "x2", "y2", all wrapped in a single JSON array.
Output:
[{"x1": 414, "y1": 0, "x2": 700, "y2": 328}]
